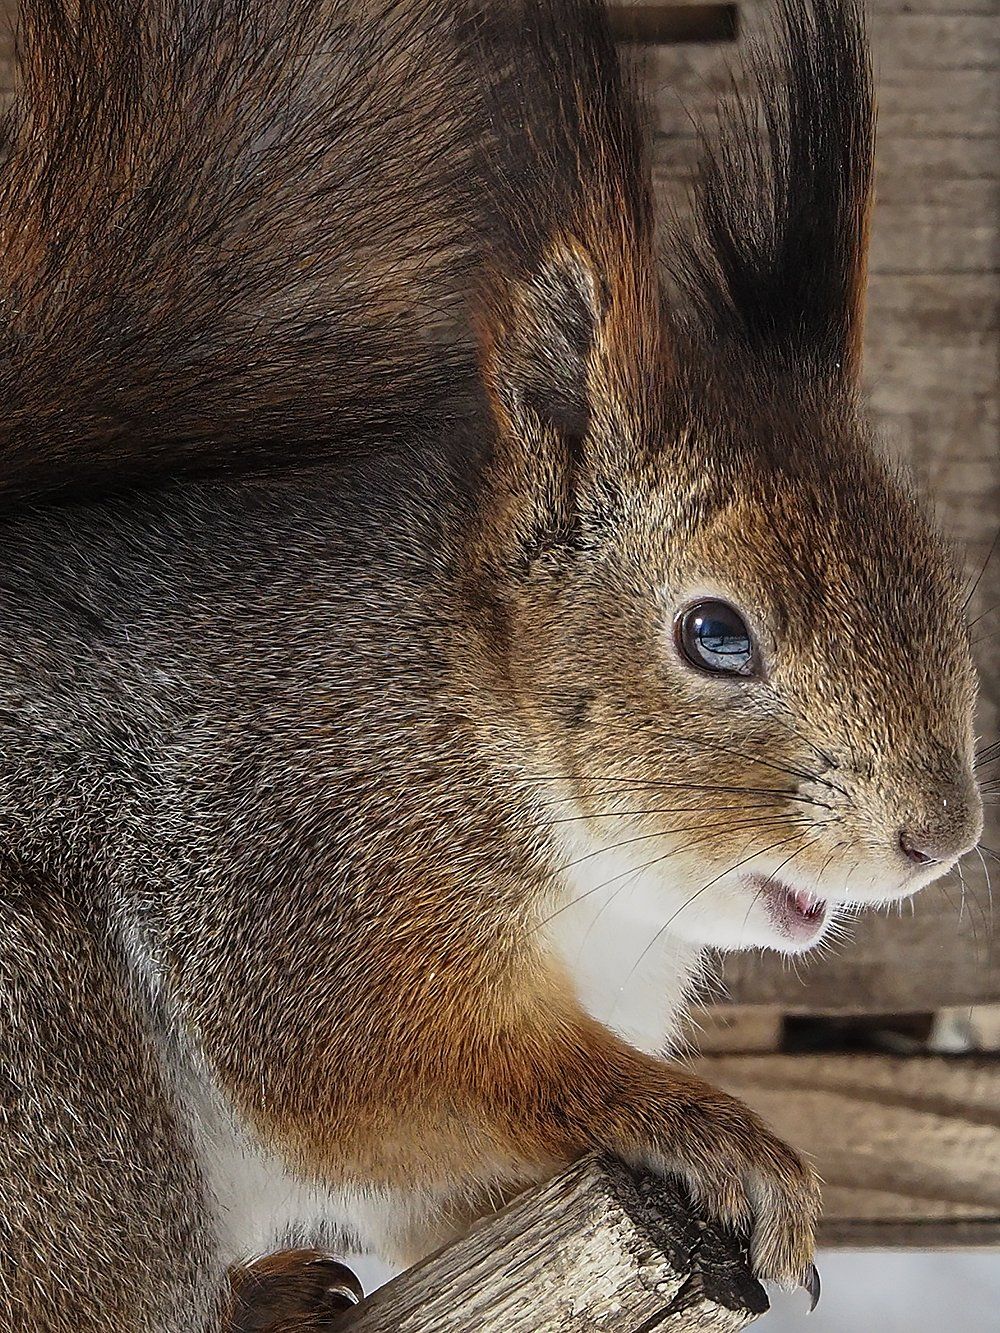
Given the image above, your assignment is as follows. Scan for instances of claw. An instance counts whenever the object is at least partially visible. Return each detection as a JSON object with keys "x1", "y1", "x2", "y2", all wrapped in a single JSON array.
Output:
[
  {"x1": 803, "y1": 1262, "x2": 821, "y2": 1312},
  {"x1": 309, "y1": 1257, "x2": 364, "y2": 1310}
]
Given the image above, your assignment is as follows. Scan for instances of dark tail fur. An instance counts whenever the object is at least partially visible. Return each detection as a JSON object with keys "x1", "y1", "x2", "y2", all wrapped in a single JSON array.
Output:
[
  {"x1": 0, "y1": 0, "x2": 875, "y2": 510},
  {"x1": 0, "y1": 0, "x2": 482, "y2": 506}
]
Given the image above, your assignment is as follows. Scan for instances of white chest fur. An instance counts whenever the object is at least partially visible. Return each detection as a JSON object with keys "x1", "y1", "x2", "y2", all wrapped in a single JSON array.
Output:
[
  {"x1": 541, "y1": 812, "x2": 704, "y2": 1056},
  {"x1": 178, "y1": 1048, "x2": 399, "y2": 1288}
]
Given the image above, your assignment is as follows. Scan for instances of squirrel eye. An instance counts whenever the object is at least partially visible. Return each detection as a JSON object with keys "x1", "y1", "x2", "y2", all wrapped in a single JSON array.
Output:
[{"x1": 676, "y1": 600, "x2": 756, "y2": 677}]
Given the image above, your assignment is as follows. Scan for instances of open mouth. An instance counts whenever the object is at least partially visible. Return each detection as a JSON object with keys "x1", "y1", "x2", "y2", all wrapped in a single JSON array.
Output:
[{"x1": 750, "y1": 876, "x2": 830, "y2": 944}]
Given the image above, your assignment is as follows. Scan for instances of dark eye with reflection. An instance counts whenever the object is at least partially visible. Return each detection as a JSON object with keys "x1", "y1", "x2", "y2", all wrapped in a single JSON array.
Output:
[{"x1": 676, "y1": 600, "x2": 756, "y2": 677}]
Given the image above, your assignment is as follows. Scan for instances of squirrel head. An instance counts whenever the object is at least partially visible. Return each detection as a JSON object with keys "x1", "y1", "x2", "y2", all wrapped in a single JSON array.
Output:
[{"x1": 470, "y1": 0, "x2": 982, "y2": 954}]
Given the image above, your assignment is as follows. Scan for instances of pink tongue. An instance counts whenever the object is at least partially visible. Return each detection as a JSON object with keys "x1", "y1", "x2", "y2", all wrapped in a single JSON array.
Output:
[{"x1": 790, "y1": 890, "x2": 823, "y2": 920}]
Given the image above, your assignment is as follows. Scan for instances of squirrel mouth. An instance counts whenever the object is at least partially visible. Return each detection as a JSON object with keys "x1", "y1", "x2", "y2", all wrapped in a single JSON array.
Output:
[{"x1": 752, "y1": 877, "x2": 829, "y2": 944}]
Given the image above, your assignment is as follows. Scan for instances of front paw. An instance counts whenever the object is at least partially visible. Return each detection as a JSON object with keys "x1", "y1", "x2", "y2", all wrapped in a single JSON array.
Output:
[{"x1": 630, "y1": 1090, "x2": 821, "y2": 1292}]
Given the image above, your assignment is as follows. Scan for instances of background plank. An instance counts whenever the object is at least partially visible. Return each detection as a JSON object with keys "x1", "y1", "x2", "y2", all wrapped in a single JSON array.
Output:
[{"x1": 699, "y1": 1054, "x2": 1000, "y2": 1245}]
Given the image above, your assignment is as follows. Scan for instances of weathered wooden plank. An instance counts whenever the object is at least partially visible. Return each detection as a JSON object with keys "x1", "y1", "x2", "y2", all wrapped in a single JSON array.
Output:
[
  {"x1": 691, "y1": 1005, "x2": 784, "y2": 1053},
  {"x1": 645, "y1": 60, "x2": 998, "y2": 141},
  {"x1": 637, "y1": 0, "x2": 1000, "y2": 139},
  {"x1": 875, "y1": 72, "x2": 999, "y2": 139},
  {"x1": 869, "y1": 192, "x2": 997, "y2": 274},
  {"x1": 867, "y1": 1, "x2": 1000, "y2": 14},
  {"x1": 870, "y1": 15, "x2": 999, "y2": 69},
  {"x1": 698, "y1": 1054, "x2": 1000, "y2": 1246},
  {"x1": 634, "y1": 0, "x2": 1000, "y2": 70},
  {"x1": 864, "y1": 276, "x2": 998, "y2": 392},
  {"x1": 337, "y1": 1155, "x2": 769, "y2": 1332},
  {"x1": 867, "y1": 134, "x2": 998, "y2": 182},
  {"x1": 249, "y1": 1052, "x2": 1000, "y2": 1330},
  {"x1": 654, "y1": 133, "x2": 999, "y2": 195},
  {"x1": 611, "y1": 2, "x2": 739, "y2": 44},
  {"x1": 654, "y1": 151, "x2": 1000, "y2": 273}
]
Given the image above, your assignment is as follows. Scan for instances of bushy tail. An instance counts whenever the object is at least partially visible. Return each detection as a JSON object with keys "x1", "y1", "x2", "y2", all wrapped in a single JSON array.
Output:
[{"x1": 0, "y1": 0, "x2": 483, "y2": 506}]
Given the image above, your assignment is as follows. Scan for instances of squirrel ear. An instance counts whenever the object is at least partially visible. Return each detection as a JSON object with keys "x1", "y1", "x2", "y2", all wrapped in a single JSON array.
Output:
[
  {"x1": 473, "y1": 0, "x2": 670, "y2": 476},
  {"x1": 481, "y1": 241, "x2": 600, "y2": 444},
  {"x1": 480, "y1": 236, "x2": 668, "y2": 461}
]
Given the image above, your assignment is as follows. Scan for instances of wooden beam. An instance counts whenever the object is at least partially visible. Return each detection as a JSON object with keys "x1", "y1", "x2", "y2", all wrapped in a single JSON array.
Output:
[
  {"x1": 336, "y1": 1155, "x2": 769, "y2": 1332},
  {"x1": 610, "y1": 4, "x2": 738, "y2": 44},
  {"x1": 717, "y1": 882, "x2": 1000, "y2": 1012},
  {"x1": 688, "y1": 1005, "x2": 783, "y2": 1054},
  {"x1": 240, "y1": 1052, "x2": 1000, "y2": 1325},
  {"x1": 229, "y1": 1050, "x2": 1000, "y2": 1328},
  {"x1": 699, "y1": 1054, "x2": 1000, "y2": 1247}
]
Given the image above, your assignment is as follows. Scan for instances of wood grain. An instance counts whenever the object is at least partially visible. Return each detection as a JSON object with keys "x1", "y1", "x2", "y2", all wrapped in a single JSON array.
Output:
[
  {"x1": 698, "y1": 1053, "x2": 1000, "y2": 1246},
  {"x1": 292, "y1": 1052, "x2": 1000, "y2": 1330},
  {"x1": 331, "y1": 1051, "x2": 1000, "y2": 1330},
  {"x1": 336, "y1": 1155, "x2": 769, "y2": 1333}
]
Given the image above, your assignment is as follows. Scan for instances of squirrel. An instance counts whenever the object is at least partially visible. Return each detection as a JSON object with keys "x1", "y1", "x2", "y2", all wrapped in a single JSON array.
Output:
[{"x1": 0, "y1": 1, "x2": 983, "y2": 1330}]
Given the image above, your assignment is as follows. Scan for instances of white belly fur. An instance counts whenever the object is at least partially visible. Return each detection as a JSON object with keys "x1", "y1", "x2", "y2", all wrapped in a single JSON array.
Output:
[{"x1": 178, "y1": 1045, "x2": 401, "y2": 1287}]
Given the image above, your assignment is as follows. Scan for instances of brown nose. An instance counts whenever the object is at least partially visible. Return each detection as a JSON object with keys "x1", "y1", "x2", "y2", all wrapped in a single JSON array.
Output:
[
  {"x1": 897, "y1": 780, "x2": 983, "y2": 867},
  {"x1": 898, "y1": 830, "x2": 934, "y2": 865}
]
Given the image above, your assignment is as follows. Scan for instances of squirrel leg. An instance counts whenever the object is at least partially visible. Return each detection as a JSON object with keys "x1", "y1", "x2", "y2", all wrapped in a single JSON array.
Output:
[
  {"x1": 0, "y1": 892, "x2": 227, "y2": 1332},
  {"x1": 451, "y1": 999, "x2": 820, "y2": 1290}
]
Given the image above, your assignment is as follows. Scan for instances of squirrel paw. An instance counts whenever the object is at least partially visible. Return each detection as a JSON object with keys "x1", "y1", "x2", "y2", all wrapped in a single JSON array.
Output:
[
  {"x1": 632, "y1": 1096, "x2": 821, "y2": 1294},
  {"x1": 226, "y1": 1251, "x2": 364, "y2": 1332}
]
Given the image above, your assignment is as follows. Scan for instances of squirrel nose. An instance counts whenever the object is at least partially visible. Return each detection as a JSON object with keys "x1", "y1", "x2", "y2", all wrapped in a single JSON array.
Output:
[
  {"x1": 897, "y1": 781, "x2": 983, "y2": 869},
  {"x1": 898, "y1": 830, "x2": 935, "y2": 866}
]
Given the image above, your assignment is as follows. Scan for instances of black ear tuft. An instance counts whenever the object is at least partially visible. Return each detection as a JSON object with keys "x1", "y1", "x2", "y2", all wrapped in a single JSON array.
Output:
[{"x1": 673, "y1": 0, "x2": 875, "y2": 381}]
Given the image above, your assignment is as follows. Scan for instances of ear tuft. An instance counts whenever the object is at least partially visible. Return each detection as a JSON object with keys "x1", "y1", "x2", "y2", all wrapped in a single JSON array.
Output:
[{"x1": 672, "y1": 0, "x2": 875, "y2": 381}]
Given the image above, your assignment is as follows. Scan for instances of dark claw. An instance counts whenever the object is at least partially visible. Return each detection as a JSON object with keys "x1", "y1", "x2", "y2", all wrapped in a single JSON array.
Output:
[
  {"x1": 309, "y1": 1257, "x2": 365, "y2": 1311},
  {"x1": 803, "y1": 1262, "x2": 821, "y2": 1312}
]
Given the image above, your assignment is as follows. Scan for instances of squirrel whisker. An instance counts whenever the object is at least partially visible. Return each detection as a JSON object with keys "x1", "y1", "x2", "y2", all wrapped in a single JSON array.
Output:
[
  {"x1": 529, "y1": 774, "x2": 837, "y2": 803},
  {"x1": 557, "y1": 813, "x2": 821, "y2": 873},
  {"x1": 547, "y1": 800, "x2": 834, "y2": 826},
  {"x1": 963, "y1": 525, "x2": 1000, "y2": 611},
  {"x1": 734, "y1": 834, "x2": 838, "y2": 949},
  {"x1": 536, "y1": 815, "x2": 824, "y2": 934},
  {"x1": 970, "y1": 846, "x2": 997, "y2": 934}
]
